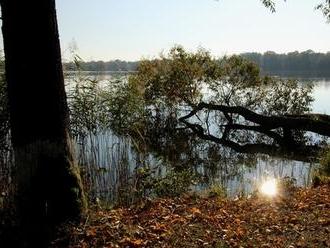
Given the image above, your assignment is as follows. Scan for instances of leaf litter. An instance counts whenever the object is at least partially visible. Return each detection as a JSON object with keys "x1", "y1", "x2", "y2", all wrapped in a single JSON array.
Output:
[{"x1": 52, "y1": 185, "x2": 330, "y2": 248}]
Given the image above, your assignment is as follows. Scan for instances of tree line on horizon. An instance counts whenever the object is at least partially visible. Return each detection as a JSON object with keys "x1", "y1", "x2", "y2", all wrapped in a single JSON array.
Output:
[
  {"x1": 64, "y1": 50, "x2": 330, "y2": 77},
  {"x1": 64, "y1": 59, "x2": 139, "y2": 72},
  {"x1": 241, "y1": 50, "x2": 330, "y2": 76}
]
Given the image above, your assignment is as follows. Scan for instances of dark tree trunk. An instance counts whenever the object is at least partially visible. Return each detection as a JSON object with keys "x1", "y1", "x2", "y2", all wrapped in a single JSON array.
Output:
[{"x1": 0, "y1": 0, "x2": 86, "y2": 246}]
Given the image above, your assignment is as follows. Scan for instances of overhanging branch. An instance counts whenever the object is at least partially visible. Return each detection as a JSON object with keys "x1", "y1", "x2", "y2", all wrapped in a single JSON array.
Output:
[
  {"x1": 180, "y1": 102, "x2": 330, "y2": 137},
  {"x1": 179, "y1": 102, "x2": 329, "y2": 162}
]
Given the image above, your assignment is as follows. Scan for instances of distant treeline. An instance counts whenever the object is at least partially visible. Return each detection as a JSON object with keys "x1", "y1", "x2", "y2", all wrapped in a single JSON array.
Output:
[
  {"x1": 241, "y1": 50, "x2": 330, "y2": 77},
  {"x1": 64, "y1": 60, "x2": 138, "y2": 72},
  {"x1": 64, "y1": 50, "x2": 330, "y2": 77}
]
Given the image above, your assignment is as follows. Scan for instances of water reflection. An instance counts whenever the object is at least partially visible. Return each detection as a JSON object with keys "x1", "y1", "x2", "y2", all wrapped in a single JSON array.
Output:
[
  {"x1": 66, "y1": 73, "x2": 329, "y2": 203},
  {"x1": 260, "y1": 178, "x2": 277, "y2": 197},
  {"x1": 312, "y1": 80, "x2": 330, "y2": 114},
  {"x1": 73, "y1": 129, "x2": 317, "y2": 202},
  {"x1": 197, "y1": 153, "x2": 314, "y2": 197}
]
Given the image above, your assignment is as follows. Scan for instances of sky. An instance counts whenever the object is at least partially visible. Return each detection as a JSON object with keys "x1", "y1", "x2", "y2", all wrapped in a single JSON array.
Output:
[{"x1": 9, "y1": 0, "x2": 330, "y2": 61}]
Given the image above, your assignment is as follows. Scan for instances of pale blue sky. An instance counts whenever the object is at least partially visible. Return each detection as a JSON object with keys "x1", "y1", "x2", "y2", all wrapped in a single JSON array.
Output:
[{"x1": 23, "y1": 0, "x2": 330, "y2": 61}]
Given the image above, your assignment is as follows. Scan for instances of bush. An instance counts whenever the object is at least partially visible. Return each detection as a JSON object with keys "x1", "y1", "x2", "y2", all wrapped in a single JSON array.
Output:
[
  {"x1": 206, "y1": 184, "x2": 227, "y2": 198},
  {"x1": 313, "y1": 146, "x2": 330, "y2": 186},
  {"x1": 135, "y1": 166, "x2": 199, "y2": 198},
  {"x1": 319, "y1": 146, "x2": 330, "y2": 176}
]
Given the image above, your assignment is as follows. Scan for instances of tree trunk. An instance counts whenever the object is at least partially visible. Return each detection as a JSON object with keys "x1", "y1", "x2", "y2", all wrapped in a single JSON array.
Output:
[{"x1": 0, "y1": 0, "x2": 86, "y2": 246}]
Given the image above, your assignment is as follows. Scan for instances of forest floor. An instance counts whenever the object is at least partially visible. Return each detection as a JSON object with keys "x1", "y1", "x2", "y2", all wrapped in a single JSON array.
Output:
[{"x1": 52, "y1": 184, "x2": 330, "y2": 248}]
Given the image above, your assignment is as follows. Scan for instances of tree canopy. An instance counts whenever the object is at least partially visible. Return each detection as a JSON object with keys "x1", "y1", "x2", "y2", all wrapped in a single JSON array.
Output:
[
  {"x1": 79, "y1": 46, "x2": 328, "y2": 164},
  {"x1": 262, "y1": 0, "x2": 330, "y2": 20}
]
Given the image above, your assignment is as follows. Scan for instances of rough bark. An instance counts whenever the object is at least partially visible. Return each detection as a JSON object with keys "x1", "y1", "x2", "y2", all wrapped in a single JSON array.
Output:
[{"x1": 0, "y1": 0, "x2": 86, "y2": 246}]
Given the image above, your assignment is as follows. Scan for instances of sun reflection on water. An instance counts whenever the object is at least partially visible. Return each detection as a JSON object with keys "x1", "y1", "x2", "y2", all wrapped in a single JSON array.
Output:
[{"x1": 260, "y1": 178, "x2": 277, "y2": 197}]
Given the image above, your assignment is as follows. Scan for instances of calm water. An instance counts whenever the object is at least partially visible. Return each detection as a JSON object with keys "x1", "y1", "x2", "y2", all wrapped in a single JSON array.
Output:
[
  {"x1": 312, "y1": 80, "x2": 330, "y2": 114},
  {"x1": 66, "y1": 73, "x2": 330, "y2": 200},
  {"x1": 216, "y1": 79, "x2": 330, "y2": 196}
]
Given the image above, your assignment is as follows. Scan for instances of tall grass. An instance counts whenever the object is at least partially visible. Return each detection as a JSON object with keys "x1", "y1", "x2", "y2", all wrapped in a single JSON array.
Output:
[
  {"x1": 74, "y1": 130, "x2": 138, "y2": 205},
  {"x1": 67, "y1": 71, "x2": 148, "y2": 205}
]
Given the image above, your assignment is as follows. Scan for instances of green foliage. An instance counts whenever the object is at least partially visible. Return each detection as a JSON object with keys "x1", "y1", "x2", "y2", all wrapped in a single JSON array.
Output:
[
  {"x1": 68, "y1": 76, "x2": 111, "y2": 137},
  {"x1": 108, "y1": 46, "x2": 314, "y2": 166},
  {"x1": 206, "y1": 184, "x2": 227, "y2": 198},
  {"x1": 135, "y1": 166, "x2": 199, "y2": 198},
  {"x1": 278, "y1": 176, "x2": 297, "y2": 196},
  {"x1": 66, "y1": 47, "x2": 317, "y2": 205},
  {"x1": 67, "y1": 57, "x2": 145, "y2": 139},
  {"x1": 316, "y1": 0, "x2": 330, "y2": 21},
  {"x1": 105, "y1": 79, "x2": 146, "y2": 137},
  {"x1": 132, "y1": 47, "x2": 312, "y2": 116},
  {"x1": 66, "y1": 52, "x2": 110, "y2": 138},
  {"x1": 261, "y1": 0, "x2": 277, "y2": 13},
  {"x1": 130, "y1": 46, "x2": 220, "y2": 107},
  {"x1": 208, "y1": 58, "x2": 312, "y2": 115},
  {"x1": 319, "y1": 146, "x2": 330, "y2": 176},
  {"x1": 261, "y1": 1, "x2": 330, "y2": 21},
  {"x1": 69, "y1": 47, "x2": 314, "y2": 146},
  {"x1": 262, "y1": 78, "x2": 313, "y2": 115},
  {"x1": 153, "y1": 169, "x2": 198, "y2": 197},
  {"x1": 312, "y1": 146, "x2": 330, "y2": 186},
  {"x1": 208, "y1": 56, "x2": 265, "y2": 109},
  {"x1": 67, "y1": 58, "x2": 146, "y2": 141}
]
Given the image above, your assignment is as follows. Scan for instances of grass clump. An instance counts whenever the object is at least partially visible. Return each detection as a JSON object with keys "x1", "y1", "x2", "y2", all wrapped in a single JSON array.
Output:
[
  {"x1": 313, "y1": 146, "x2": 330, "y2": 186},
  {"x1": 319, "y1": 146, "x2": 330, "y2": 176}
]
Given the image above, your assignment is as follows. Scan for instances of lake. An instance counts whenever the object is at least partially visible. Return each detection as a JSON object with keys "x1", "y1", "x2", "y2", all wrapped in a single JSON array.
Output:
[
  {"x1": 65, "y1": 72, "x2": 330, "y2": 202},
  {"x1": 312, "y1": 80, "x2": 330, "y2": 114}
]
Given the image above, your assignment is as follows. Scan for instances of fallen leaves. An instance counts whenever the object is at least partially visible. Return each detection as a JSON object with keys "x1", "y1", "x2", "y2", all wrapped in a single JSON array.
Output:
[
  {"x1": 52, "y1": 185, "x2": 330, "y2": 248},
  {"x1": 119, "y1": 237, "x2": 145, "y2": 247}
]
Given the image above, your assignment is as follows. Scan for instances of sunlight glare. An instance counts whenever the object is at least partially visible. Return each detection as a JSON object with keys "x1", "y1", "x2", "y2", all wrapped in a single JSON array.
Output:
[{"x1": 260, "y1": 179, "x2": 277, "y2": 197}]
